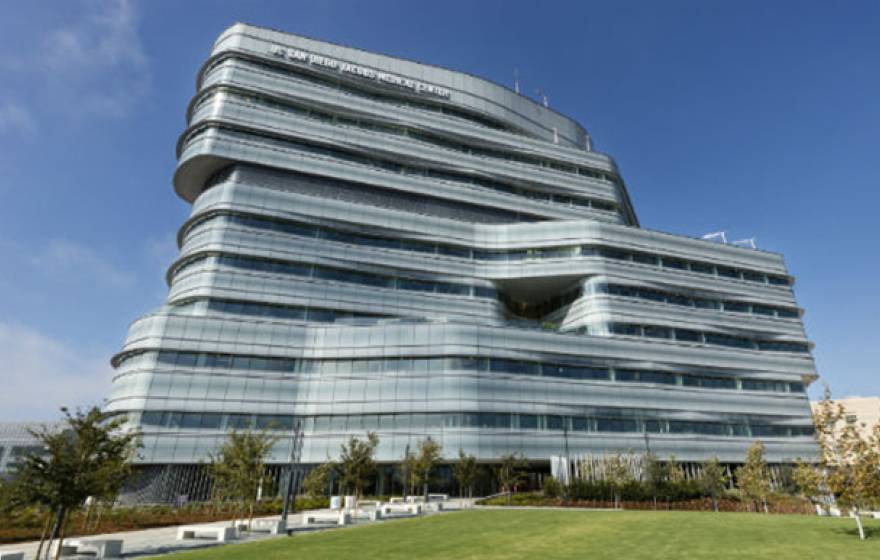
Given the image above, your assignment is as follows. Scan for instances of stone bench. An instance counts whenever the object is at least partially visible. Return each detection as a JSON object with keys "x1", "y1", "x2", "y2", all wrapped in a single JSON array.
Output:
[
  {"x1": 64, "y1": 539, "x2": 124, "y2": 560},
  {"x1": 302, "y1": 512, "x2": 350, "y2": 526},
  {"x1": 351, "y1": 508, "x2": 383, "y2": 521},
  {"x1": 381, "y1": 502, "x2": 422, "y2": 516},
  {"x1": 177, "y1": 525, "x2": 237, "y2": 542},
  {"x1": 0, "y1": 552, "x2": 25, "y2": 560},
  {"x1": 235, "y1": 518, "x2": 286, "y2": 535}
]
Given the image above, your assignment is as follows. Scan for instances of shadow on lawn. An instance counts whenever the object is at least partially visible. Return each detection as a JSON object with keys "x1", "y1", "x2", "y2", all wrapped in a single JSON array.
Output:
[{"x1": 831, "y1": 524, "x2": 880, "y2": 539}]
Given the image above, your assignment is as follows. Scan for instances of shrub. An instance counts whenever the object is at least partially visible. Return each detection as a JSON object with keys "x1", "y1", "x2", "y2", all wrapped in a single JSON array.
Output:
[{"x1": 543, "y1": 476, "x2": 562, "y2": 499}]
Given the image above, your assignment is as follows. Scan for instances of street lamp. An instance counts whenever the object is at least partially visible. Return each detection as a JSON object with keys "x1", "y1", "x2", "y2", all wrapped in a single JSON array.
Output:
[{"x1": 280, "y1": 420, "x2": 303, "y2": 522}]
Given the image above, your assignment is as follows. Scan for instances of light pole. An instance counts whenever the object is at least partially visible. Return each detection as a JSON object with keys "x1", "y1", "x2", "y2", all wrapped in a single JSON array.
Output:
[
  {"x1": 280, "y1": 420, "x2": 303, "y2": 523},
  {"x1": 402, "y1": 443, "x2": 410, "y2": 500}
]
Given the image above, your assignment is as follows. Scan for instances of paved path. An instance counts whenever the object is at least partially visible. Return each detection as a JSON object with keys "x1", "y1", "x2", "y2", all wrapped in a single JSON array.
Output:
[{"x1": 0, "y1": 500, "x2": 470, "y2": 560}]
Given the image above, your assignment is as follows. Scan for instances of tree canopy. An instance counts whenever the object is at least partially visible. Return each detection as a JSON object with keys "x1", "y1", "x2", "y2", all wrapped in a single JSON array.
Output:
[
  {"x1": 208, "y1": 428, "x2": 277, "y2": 529},
  {"x1": 337, "y1": 432, "x2": 379, "y2": 498},
  {"x1": 10, "y1": 406, "x2": 140, "y2": 559},
  {"x1": 453, "y1": 449, "x2": 479, "y2": 499}
]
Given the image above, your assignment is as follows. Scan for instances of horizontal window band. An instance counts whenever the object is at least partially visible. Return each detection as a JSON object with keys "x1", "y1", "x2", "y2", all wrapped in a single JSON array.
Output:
[
  {"x1": 178, "y1": 209, "x2": 792, "y2": 289},
  {"x1": 130, "y1": 409, "x2": 814, "y2": 439},
  {"x1": 116, "y1": 349, "x2": 807, "y2": 395}
]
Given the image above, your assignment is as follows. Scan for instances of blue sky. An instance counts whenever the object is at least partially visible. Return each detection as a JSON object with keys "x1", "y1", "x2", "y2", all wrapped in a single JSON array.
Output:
[{"x1": 0, "y1": 0, "x2": 877, "y2": 420}]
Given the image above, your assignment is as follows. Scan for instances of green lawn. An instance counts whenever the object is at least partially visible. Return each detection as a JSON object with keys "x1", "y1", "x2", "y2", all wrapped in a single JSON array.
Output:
[{"x1": 167, "y1": 509, "x2": 880, "y2": 560}]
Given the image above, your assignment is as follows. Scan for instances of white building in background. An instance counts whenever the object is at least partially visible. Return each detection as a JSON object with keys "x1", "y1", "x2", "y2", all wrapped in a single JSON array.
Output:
[{"x1": 811, "y1": 397, "x2": 880, "y2": 438}]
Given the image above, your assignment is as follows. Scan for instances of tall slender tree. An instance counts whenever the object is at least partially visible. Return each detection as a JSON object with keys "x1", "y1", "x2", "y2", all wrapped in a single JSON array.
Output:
[
  {"x1": 605, "y1": 453, "x2": 632, "y2": 509},
  {"x1": 791, "y1": 457, "x2": 822, "y2": 506},
  {"x1": 643, "y1": 452, "x2": 664, "y2": 509},
  {"x1": 452, "y1": 449, "x2": 479, "y2": 500},
  {"x1": 411, "y1": 438, "x2": 443, "y2": 503},
  {"x1": 699, "y1": 457, "x2": 729, "y2": 512},
  {"x1": 736, "y1": 441, "x2": 771, "y2": 513},
  {"x1": 496, "y1": 452, "x2": 529, "y2": 505}
]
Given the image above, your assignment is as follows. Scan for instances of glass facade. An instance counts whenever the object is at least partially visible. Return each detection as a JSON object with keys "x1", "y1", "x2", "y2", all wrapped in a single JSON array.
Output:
[{"x1": 108, "y1": 24, "x2": 819, "y2": 491}]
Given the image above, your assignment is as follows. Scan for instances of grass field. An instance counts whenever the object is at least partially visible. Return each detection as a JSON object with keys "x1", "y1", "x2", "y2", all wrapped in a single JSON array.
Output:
[{"x1": 166, "y1": 509, "x2": 880, "y2": 560}]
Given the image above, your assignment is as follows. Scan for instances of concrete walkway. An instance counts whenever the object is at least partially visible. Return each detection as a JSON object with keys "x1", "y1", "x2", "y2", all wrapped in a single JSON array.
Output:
[{"x1": 0, "y1": 500, "x2": 470, "y2": 560}]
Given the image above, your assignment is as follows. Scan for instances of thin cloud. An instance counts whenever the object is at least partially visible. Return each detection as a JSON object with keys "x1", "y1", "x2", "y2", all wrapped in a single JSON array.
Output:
[
  {"x1": 1, "y1": 0, "x2": 151, "y2": 132},
  {"x1": 40, "y1": 0, "x2": 151, "y2": 119},
  {"x1": 0, "y1": 101, "x2": 36, "y2": 135},
  {"x1": 28, "y1": 239, "x2": 135, "y2": 289},
  {"x1": 0, "y1": 321, "x2": 113, "y2": 421}
]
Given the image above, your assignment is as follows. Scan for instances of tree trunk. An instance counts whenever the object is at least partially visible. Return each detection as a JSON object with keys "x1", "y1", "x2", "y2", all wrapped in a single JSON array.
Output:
[
  {"x1": 248, "y1": 502, "x2": 254, "y2": 531},
  {"x1": 92, "y1": 503, "x2": 104, "y2": 533},
  {"x1": 46, "y1": 506, "x2": 65, "y2": 560},
  {"x1": 35, "y1": 510, "x2": 52, "y2": 560},
  {"x1": 762, "y1": 497, "x2": 769, "y2": 514},
  {"x1": 423, "y1": 482, "x2": 428, "y2": 505},
  {"x1": 712, "y1": 495, "x2": 718, "y2": 513},
  {"x1": 53, "y1": 508, "x2": 69, "y2": 560},
  {"x1": 853, "y1": 509, "x2": 866, "y2": 540}
]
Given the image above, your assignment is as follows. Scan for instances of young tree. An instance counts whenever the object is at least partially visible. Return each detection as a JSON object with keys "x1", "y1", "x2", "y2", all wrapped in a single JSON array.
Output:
[
  {"x1": 302, "y1": 461, "x2": 334, "y2": 499},
  {"x1": 495, "y1": 452, "x2": 528, "y2": 505},
  {"x1": 401, "y1": 448, "x2": 417, "y2": 497},
  {"x1": 643, "y1": 452, "x2": 664, "y2": 509},
  {"x1": 699, "y1": 457, "x2": 729, "y2": 512},
  {"x1": 812, "y1": 386, "x2": 880, "y2": 540},
  {"x1": 791, "y1": 458, "x2": 822, "y2": 504},
  {"x1": 736, "y1": 441, "x2": 771, "y2": 513},
  {"x1": 605, "y1": 453, "x2": 632, "y2": 509},
  {"x1": 452, "y1": 449, "x2": 478, "y2": 500},
  {"x1": 208, "y1": 429, "x2": 277, "y2": 530},
  {"x1": 412, "y1": 438, "x2": 443, "y2": 503},
  {"x1": 660, "y1": 455, "x2": 684, "y2": 507},
  {"x1": 11, "y1": 407, "x2": 140, "y2": 560},
  {"x1": 336, "y1": 432, "x2": 379, "y2": 499}
]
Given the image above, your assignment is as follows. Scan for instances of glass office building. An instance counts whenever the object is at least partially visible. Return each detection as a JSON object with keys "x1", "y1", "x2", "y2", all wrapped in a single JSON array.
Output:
[{"x1": 108, "y1": 24, "x2": 818, "y2": 499}]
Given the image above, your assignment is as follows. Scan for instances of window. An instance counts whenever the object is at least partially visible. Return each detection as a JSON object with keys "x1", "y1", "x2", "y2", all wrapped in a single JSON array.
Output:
[
  {"x1": 674, "y1": 329, "x2": 702, "y2": 342},
  {"x1": 690, "y1": 262, "x2": 715, "y2": 274},
  {"x1": 662, "y1": 257, "x2": 687, "y2": 270},
  {"x1": 693, "y1": 298, "x2": 719, "y2": 310},
  {"x1": 752, "y1": 305, "x2": 776, "y2": 316},
  {"x1": 705, "y1": 333, "x2": 754, "y2": 349},
  {"x1": 519, "y1": 415, "x2": 538, "y2": 430},
  {"x1": 644, "y1": 326, "x2": 672, "y2": 339},
  {"x1": 640, "y1": 371, "x2": 676, "y2": 385},
  {"x1": 631, "y1": 252, "x2": 658, "y2": 265},
  {"x1": 599, "y1": 248, "x2": 630, "y2": 261},
  {"x1": 610, "y1": 324, "x2": 641, "y2": 336},
  {"x1": 768, "y1": 275, "x2": 790, "y2": 286},
  {"x1": 723, "y1": 301, "x2": 749, "y2": 313},
  {"x1": 743, "y1": 271, "x2": 767, "y2": 283},
  {"x1": 546, "y1": 415, "x2": 564, "y2": 430},
  {"x1": 717, "y1": 266, "x2": 740, "y2": 279}
]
